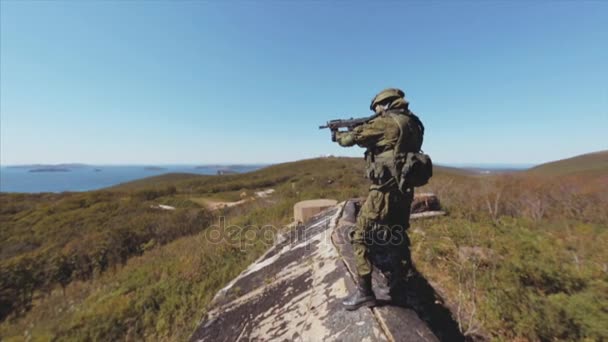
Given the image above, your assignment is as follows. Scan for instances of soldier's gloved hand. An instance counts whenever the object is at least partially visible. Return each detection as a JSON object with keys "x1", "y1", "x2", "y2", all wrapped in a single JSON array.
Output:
[{"x1": 334, "y1": 132, "x2": 355, "y2": 147}]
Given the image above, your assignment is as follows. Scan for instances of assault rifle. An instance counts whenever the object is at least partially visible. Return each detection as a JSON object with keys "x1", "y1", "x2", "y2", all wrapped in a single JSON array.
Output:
[{"x1": 319, "y1": 114, "x2": 377, "y2": 141}]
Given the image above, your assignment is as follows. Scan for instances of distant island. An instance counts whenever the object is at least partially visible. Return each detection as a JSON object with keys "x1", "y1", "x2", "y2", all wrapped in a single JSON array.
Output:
[
  {"x1": 9, "y1": 163, "x2": 89, "y2": 169},
  {"x1": 195, "y1": 165, "x2": 268, "y2": 174},
  {"x1": 144, "y1": 166, "x2": 168, "y2": 171},
  {"x1": 195, "y1": 164, "x2": 250, "y2": 170},
  {"x1": 29, "y1": 167, "x2": 71, "y2": 173},
  {"x1": 217, "y1": 169, "x2": 238, "y2": 175}
]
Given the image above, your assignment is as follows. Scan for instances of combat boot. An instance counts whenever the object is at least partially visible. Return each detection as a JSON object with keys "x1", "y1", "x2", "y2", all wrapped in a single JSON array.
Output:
[{"x1": 343, "y1": 274, "x2": 376, "y2": 311}]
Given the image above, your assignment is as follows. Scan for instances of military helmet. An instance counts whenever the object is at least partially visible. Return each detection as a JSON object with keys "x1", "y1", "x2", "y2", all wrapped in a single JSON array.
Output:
[{"x1": 370, "y1": 88, "x2": 406, "y2": 110}]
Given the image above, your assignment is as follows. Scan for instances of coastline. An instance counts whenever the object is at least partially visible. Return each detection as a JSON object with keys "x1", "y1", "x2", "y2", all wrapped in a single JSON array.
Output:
[{"x1": 0, "y1": 165, "x2": 266, "y2": 193}]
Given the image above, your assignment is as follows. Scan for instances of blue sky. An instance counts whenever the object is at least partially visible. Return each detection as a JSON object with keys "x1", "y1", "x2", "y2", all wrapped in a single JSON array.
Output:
[{"x1": 1, "y1": 1, "x2": 606, "y2": 165}]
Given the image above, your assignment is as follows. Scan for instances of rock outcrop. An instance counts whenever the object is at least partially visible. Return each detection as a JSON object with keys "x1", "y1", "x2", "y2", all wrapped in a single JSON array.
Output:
[{"x1": 191, "y1": 195, "x2": 459, "y2": 342}]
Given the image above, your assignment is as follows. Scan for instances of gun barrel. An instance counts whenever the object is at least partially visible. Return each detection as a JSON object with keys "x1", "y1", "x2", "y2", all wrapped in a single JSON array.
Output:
[{"x1": 320, "y1": 114, "x2": 374, "y2": 131}]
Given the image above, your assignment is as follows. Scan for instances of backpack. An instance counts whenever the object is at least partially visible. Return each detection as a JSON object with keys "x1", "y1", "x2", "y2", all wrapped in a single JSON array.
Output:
[
  {"x1": 400, "y1": 151, "x2": 433, "y2": 189},
  {"x1": 389, "y1": 112, "x2": 433, "y2": 190}
]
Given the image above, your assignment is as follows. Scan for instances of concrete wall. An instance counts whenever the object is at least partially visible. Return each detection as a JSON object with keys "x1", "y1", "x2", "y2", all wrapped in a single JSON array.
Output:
[{"x1": 293, "y1": 199, "x2": 338, "y2": 224}]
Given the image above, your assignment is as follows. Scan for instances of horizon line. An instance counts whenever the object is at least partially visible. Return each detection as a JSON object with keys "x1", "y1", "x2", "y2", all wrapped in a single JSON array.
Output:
[
  {"x1": 2, "y1": 149, "x2": 605, "y2": 168},
  {"x1": 0, "y1": 161, "x2": 537, "y2": 168}
]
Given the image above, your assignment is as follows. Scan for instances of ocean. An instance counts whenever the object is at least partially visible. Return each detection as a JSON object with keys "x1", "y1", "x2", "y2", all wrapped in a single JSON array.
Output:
[
  {"x1": 0, "y1": 165, "x2": 265, "y2": 193},
  {"x1": 0, "y1": 162, "x2": 533, "y2": 194}
]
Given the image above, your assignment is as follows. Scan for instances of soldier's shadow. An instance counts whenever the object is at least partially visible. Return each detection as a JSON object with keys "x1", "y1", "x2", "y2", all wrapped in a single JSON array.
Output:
[
  {"x1": 370, "y1": 254, "x2": 466, "y2": 341},
  {"x1": 341, "y1": 200, "x2": 468, "y2": 341},
  {"x1": 370, "y1": 298, "x2": 392, "y2": 308}
]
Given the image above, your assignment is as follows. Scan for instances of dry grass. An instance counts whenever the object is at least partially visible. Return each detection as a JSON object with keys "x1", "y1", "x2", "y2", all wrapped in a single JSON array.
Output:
[{"x1": 2, "y1": 155, "x2": 606, "y2": 341}]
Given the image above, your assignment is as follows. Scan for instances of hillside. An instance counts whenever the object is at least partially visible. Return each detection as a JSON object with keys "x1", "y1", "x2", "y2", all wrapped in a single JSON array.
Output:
[
  {"x1": 0, "y1": 157, "x2": 372, "y2": 325},
  {"x1": 1, "y1": 155, "x2": 607, "y2": 341},
  {"x1": 527, "y1": 150, "x2": 608, "y2": 176},
  {"x1": 108, "y1": 157, "x2": 472, "y2": 193},
  {"x1": 108, "y1": 157, "x2": 365, "y2": 192}
]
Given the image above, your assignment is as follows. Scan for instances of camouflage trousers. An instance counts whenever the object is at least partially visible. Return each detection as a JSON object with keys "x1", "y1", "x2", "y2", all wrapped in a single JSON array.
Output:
[{"x1": 353, "y1": 181, "x2": 413, "y2": 278}]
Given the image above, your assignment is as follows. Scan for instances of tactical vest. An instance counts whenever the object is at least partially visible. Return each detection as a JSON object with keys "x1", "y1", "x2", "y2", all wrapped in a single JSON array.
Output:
[{"x1": 364, "y1": 110, "x2": 424, "y2": 186}]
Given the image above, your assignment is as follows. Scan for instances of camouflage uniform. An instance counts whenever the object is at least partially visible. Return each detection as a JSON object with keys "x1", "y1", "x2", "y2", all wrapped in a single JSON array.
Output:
[{"x1": 335, "y1": 89, "x2": 424, "y2": 307}]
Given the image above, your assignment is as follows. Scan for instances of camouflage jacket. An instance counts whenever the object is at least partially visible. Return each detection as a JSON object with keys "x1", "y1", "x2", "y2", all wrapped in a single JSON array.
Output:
[{"x1": 336, "y1": 109, "x2": 424, "y2": 182}]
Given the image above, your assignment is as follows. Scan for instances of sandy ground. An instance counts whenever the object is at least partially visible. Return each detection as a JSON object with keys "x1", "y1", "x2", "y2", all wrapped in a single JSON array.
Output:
[{"x1": 195, "y1": 189, "x2": 275, "y2": 210}]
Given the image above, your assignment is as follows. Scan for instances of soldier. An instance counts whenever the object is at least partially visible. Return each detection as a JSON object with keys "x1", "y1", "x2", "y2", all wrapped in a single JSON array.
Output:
[{"x1": 334, "y1": 88, "x2": 425, "y2": 310}]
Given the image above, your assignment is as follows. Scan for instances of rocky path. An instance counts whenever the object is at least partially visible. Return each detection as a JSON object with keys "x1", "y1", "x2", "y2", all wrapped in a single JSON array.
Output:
[
  {"x1": 197, "y1": 189, "x2": 276, "y2": 210},
  {"x1": 190, "y1": 199, "x2": 461, "y2": 342}
]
